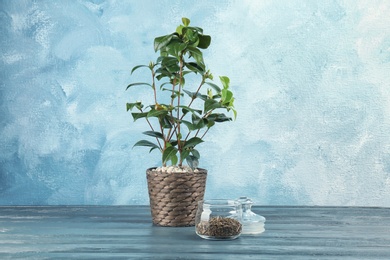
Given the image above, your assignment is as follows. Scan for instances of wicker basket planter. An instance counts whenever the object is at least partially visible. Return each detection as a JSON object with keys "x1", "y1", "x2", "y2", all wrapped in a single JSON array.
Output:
[{"x1": 146, "y1": 168, "x2": 207, "y2": 227}]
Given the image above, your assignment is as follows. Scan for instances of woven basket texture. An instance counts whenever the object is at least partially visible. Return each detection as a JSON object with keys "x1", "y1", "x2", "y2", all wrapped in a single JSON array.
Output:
[{"x1": 146, "y1": 168, "x2": 207, "y2": 227}]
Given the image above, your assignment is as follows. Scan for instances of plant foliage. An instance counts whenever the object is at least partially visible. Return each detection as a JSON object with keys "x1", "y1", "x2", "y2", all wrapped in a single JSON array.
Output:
[{"x1": 126, "y1": 17, "x2": 236, "y2": 168}]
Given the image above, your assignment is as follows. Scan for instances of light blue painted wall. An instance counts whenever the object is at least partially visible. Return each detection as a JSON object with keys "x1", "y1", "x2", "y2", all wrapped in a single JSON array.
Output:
[{"x1": 1, "y1": 0, "x2": 390, "y2": 206}]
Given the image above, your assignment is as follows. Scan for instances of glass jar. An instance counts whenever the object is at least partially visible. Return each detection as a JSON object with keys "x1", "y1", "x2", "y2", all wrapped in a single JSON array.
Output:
[
  {"x1": 195, "y1": 199, "x2": 242, "y2": 240},
  {"x1": 236, "y1": 196, "x2": 266, "y2": 235}
]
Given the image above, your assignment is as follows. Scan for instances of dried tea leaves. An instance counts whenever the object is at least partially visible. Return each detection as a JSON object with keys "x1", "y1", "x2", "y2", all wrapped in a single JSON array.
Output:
[{"x1": 196, "y1": 216, "x2": 242, "y2": 239}]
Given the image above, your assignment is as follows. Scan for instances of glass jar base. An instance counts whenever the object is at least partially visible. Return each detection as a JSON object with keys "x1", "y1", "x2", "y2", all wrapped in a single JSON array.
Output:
[{"x1": 196, "y1": 233, "x2": 241, "y2": 240}]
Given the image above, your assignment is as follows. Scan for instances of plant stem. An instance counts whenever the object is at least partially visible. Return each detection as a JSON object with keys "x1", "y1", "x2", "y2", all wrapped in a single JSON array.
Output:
[
  {"x1": 151, "y1": 68, "x2": 158, "y2": 105},
  {"x1": 177, "y1": 55, "x2": 184, "y2": 166},
  {"x1": 149, "y1": 68, "x2": 163, "y2": 151},
  {"x1": 167, "y1": 78, "x2": 206, "y2": 142},
  {"x1": 166, "y1": 78, "x2": 177, "y2": 147}
]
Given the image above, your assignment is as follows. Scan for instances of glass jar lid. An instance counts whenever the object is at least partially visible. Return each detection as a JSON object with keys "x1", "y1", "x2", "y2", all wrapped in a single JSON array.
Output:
[{"x1": 236, "y1": 196, "x2": 266, "y2": 235}]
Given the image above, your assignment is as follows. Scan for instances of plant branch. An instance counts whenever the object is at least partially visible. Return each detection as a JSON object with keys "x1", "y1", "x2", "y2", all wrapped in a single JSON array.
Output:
[
  {"x1": 186, "y1": 77, "x2": 205, "y2": 111},
  {"x1": 200, "y1": 127, "x2": 210, "y2": 139}
]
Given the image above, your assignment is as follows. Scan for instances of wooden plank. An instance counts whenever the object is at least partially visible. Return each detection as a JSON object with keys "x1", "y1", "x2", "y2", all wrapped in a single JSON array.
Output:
[{"x1": 0, "y1": 206, "x2": 389, "y2": 259}]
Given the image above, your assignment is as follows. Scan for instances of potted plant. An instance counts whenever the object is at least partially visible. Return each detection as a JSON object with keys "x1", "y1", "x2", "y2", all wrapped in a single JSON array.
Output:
[{"x1": 126, "y1": 17, "x2": 236, "y2": 226}]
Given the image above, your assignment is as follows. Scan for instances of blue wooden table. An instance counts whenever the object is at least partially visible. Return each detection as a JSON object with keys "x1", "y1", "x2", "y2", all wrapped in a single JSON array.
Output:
[{"x1": 0, "y1": 206, "x2": 389, "y2": 259}]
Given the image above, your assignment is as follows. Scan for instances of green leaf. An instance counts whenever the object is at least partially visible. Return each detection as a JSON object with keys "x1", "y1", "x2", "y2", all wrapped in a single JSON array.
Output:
[
  {"x1": 126, "y1": 82, "x2": 153, "y2": 90},
  {"x1": 219, "y1": 76, "x2": 230, "y2": 89},
  {"x1": 186, "y1": 155, "x2": 199, "y2": 170},
  {"x1": 133, "y1": 140, "x2": 160, "y2": 152},
  {"x1": 183, "y1": 137, "x2": 203, "y2": 149},
  {"x1": 182, "y1": 90, "x2": 207, "y2": 101},
  {"x1": 188, "y1": 26, "x2": 203, "y2": 34},
  {"x1": 182, "y1": 89, "x2": 195, "y2": 98},
  {"x1": 197, "y1": 94, "x2": 208, "y2": 101},
  {"x1": 204, "y1": 99, "x2": 223, "y2": 112},
  {"x1": 192, "y1": 116, "x2": 207, "y2": 129},
  {"x1": 126, "y1": 102, "x2": 143, "y2": 111},
  {"x1": 187, "y1": 46, "x2": 205, "y2": 67},
  {"x1": 170, "y1": 153, "x2": 178, "y2": 165},
  {"x1": 131, "y1": 112, "x2": 148, "y2": 121},
  {"x1": 181, "y1": 120, "x2": 197, "y2": 131},
  {"x1": 185, "y1": 28, "x2": 198, "y2": 43},
  {"x1": 208, "y1": 113, "x2": 232, "y2": 122},
  {"x1": 176, "y1": 25, "x2": 184, "y2": 35},
  {"x1": 131, "y1": 65, "x2": 149, "y2": 74},
  {"x1": 171, "y1": 42, "x2": 187, "y2": 55},
  {"x1": 143, "y1": 131, "x2": 164, "y2": 139},
  {"x1": 197, "y1": 34, "x2": 211, "y2": 49},
  {"x1": 147, "y1": 109, "x2": 168, "y2": 118},
  {"x1": 154, "y1": 34, "x2": 174, "y2": 52},
  {"x1": 163, "y1": 146, "x2": 178, "y2": 164},
  {"x1": 165, "y1": 64, "x2": 180, "y2": 73},
  {"x1": 182, "y1": 17, "x2": 190, "y2": 27},
  {"x1": 179, "y1": 105, "x2": 202, "y2": 116},
  {"x1": 207, "y1": 120, "x2": 215, "y2": 128},
  {"x1": 185, "y1": 62, "x2": 204, "y2": 74},
  {"x1": 170, "y1": 140, "x2": 178, "y2": 147},
  {"x1": 221, "y1": 89, "x2": 233, "y2": 104},
  {"x1": 180, "y1": 150, "x2": 190, "y2": 162},
  {"x1": 159, "y1": 56, "x2": 180, "y2": 72},
  {"x1": 155, "y1": 68, "x2": 172, "y2": 80},
  {"x1": 162, "y1": 116, "x2": 173, "y2": 128},
  {"x1": 160, "y1": 56, "x2": 178, "y2": 66},
  {"x1": 191, "y1": 149, "x2": 200, "y2": 159},
  {"x1": 182, "y1": 117, "x2": 206, "y2": 131}
]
